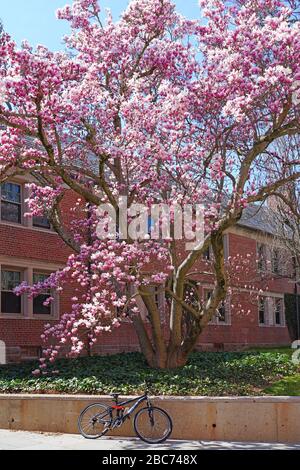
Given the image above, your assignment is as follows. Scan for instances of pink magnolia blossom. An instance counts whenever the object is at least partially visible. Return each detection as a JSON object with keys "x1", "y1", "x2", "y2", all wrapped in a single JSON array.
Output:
[{"x1": 1, "y1": 0, "x2": 300, "y2": 368}]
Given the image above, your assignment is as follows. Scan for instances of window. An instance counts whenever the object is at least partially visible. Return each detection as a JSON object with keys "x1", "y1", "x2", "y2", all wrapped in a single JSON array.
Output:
[
  {"x1": 259, "y1": 297, "x2": 266, "y2": 325},
  {"x1": 272, "y1": 249, "x2": 280, "y2": 275},
  {"x1": 217, "y1": 301, "x2": 226, "y2": 323},
  {"x1": 1, "y1": 269, "x2": 22, "y2": 314},
  {"x1": 33, "y1": 215, "x2": 51, "y2": 230},
  {"x1": 0, "y1": 264, "x2": 58, "y2": 319},
  {"x1": 0, "y1": 181, "x2": 51, "y2": 230},
  {"x1": 205, "y1": 289, "x2": 229, "y2": 324},
  {"x1": 257, "y1": 244, "x2": 266, "y2": 272},
  {"x1": 274, "y1": 298, "x2": 283, "y2": 326},
  {"x1": 0, "y1": 182, "x2": 22, "y2": 224},
  {"x1": 33, "y1": 272, "x2": 51, "y2": 315},
  {"x1": 203, "y1": 246, "x2": 210, "y2": 261},
  {"x1": 147, "y1": 215, "x2": 154, "y2": 236}
]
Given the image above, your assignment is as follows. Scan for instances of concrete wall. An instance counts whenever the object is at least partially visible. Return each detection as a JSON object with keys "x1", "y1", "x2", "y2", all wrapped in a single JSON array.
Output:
[{"x1": 0, "y1": 394, "x2": 299, "y2": 443}]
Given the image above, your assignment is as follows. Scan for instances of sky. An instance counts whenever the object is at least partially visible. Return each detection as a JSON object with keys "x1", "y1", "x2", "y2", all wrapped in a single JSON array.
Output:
[{"x1": 0, "y1": 0, "x2": 201, "y2": 51}]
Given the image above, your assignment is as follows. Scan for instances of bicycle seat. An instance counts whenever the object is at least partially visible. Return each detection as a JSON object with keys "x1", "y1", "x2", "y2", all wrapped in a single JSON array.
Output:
[{"x1": 110, "y1": 393, "x2": 121, "y2": 398}]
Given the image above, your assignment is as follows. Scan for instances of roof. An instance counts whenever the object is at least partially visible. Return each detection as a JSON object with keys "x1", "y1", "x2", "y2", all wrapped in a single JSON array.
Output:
[{"x1": 238, "y1": 204, "x2": 279, "y2": 236}]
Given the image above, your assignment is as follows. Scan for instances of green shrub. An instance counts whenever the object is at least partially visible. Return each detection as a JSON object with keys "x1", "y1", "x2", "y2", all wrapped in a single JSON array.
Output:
[{"x1": 0, "y1": 350, "x2": 298, "y2": 396}]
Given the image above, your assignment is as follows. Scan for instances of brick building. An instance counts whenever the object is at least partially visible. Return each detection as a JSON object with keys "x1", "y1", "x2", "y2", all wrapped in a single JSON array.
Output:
[{"x1": 0, "y1": 176, "x2": 294, "y2": 362}]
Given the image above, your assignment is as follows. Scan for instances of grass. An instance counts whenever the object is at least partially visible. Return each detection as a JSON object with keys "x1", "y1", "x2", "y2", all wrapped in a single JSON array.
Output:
[
  {"x1": 0, "y1": 348, "x2": 299, "y2": 396},
  {"x1": 264, "y1": 374, "x2": 300, "y2": 395}
]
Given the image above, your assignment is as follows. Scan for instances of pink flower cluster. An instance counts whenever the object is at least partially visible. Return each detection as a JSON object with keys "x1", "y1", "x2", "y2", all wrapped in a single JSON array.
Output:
[{"x1": 0, "y1": 0, "x2": 299, "y2": 370}]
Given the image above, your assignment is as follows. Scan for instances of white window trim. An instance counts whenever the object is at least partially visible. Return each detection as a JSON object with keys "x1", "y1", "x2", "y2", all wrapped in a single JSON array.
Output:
[
  {"x1": 272, "y1": 297, "x2": 285, "y2": 327},
  {"x1": 0, "y1": 265, "x2": 26, "y2": 318},
  {"x1": 0, "y1": 258, "x2": 61, "y2": 320},
  {"x1": 0, "y1": 181, "x2": 24, "y2": 226},
  {"x1": 29, "y1": 268, "x2": 59, "y2": 320},
  {"x1": 258, "y1": 295, "x2": 285, "y2": 327},
  {"x1": 0, "y1": 178, "x2": 55, "y2": 233}
]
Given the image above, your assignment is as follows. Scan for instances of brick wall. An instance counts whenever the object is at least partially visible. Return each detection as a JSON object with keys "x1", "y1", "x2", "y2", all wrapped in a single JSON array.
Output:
[
  {"x1": 0, "y1": 188, "x2": 76, "y2": 361},
  {"x1": 0, "y1": 191, "x2": 294, "y2": 362}
]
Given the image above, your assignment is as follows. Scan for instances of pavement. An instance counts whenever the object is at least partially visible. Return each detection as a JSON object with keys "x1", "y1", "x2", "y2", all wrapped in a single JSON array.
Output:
[{"x1": 0, "y1": 430, "x2": 299, "y2": 450}]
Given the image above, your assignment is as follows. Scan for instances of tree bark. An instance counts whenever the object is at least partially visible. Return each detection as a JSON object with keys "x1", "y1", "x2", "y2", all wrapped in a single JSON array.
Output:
[{"x1": 139, "y1": 286, "x2": 168, "y2": 368}]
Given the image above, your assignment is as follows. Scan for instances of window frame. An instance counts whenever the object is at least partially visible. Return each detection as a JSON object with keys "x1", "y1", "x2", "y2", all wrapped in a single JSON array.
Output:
[
  {"x1": 204, "y1": 287, "x2": 231, "y2": 325},
  {"x1": 32, "y1": 271, "x2": 52, "y2": 316},
  {"x1": 257, "y1": 243, "x2": 267, "y2": 273},
  {"x1": 273, "y1": 297, "x2": 285, "y2": 327},
  {"x1": 0, "y1": 179, "x2": 53, "y2": 232},
  {"x1": 0, "y1": 181, "x2": 23, "y2": 225},
  {"x1": 0, "y1": 260, "x2": 60, "y2": 320},
  {"x1": 0, "y1": 266, "x2": 24, "y2": 316},
  {"x1": 271, "y1": 248, "x2": 280, "y2": 275},
  {"x1": 258, "y1": 296, "x2": 267, "y2": 325},
  {"x1": 258, "y1": 295, "x2": 285, "y2": 327},
  {"x1": 217, "y1": 300, "x2": 227, "y2": 323},
  {"x1": 202, "y1": 246, "x2": 211, "y2": 261},
  {"x1": 32, "y1": 215, "x2": 51, "y2": 230}
]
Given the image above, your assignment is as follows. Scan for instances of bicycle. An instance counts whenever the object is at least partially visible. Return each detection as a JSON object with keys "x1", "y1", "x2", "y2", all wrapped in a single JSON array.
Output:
[{"x1": 78, "y1": 389, "x2": 173, "y2": 444}]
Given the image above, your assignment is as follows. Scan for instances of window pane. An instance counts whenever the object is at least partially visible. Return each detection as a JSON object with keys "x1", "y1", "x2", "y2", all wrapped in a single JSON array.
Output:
[
  {"x1": 1, "y1": 201, "x2": 21, "y2": 223},
  {"x1": 275, "y1": 311, "x2": 281, "y2": 325},
  {"x1": 272, "y1": 250, "x2": 279, "y2": 274},
  {"x1": 33, "y1": 273, "x2": 48, "y2": 284},
  {"x1": 259, "y1": 298, "x2": 265, "y2": 324},
  {"x1": 203, "y1": 247, "x2": 210, "y2": 260},
  {"x1": 218, "y1": 302, "x2": 226, "y2": 322},
  {"x1": 33, "y1": 294, "x2": 51, "y2": 315},
  {"x1": 1, "y1": 270, "x2": 21, "y2": 291},
  {"x1": 1, "y1": 182, "x2": 21, "y2": 203},
  {"x1": 33, "y1": 215, "x2": 51, "y2": 229},
  {"x1": 33, "y1": 273, "x2": 50, "y2": 296},
  {"x1": 258, "y1": 244, "x2": 266, "y2": 271},
  {"x1": 275, "y1": 299, "x2": 282, "y2": 325},
  {"x1": 1, "y1": 292, "x2": 21, "y2": 314},
  {"x1": 259, "y1": 310, "x2": 265, "y2": 324}
]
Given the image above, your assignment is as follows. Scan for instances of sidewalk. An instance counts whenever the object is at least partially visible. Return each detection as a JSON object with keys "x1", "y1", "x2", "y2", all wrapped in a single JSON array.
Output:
[{"x1": 0, "y1": 430, "x2": 299, "y2": 450}]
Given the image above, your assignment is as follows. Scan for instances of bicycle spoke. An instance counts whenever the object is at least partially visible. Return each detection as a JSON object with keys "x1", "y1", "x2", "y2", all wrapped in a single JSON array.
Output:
[
  {"x1": 134, "y1": 407, "x2": 172, "y2": 444},
  {"x1": 78, "y1": 404, "x2": 111, "y2": 439}
]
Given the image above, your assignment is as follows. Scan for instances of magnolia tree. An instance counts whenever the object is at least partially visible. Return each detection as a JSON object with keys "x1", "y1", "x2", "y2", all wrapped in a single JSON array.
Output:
[
  {"x1": 267, "y1": 137, "x2": 300, "y2": 270},
  {"x1": 1, "y1": 0, "x2": 300, "y2": 369}
]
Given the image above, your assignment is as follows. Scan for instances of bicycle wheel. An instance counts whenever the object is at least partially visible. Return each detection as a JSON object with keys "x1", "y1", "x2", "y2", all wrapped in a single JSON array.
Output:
[
  {"x1": 78, "y1": 403, "x2": 112, "y2": 439},
  {"x1": 134, "y1": 406, "x2": 173, "y2": 444}
]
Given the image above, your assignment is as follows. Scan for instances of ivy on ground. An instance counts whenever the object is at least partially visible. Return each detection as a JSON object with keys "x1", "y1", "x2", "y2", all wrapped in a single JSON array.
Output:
[{"x1": 0, "y1": 349, "x2": 298, "y2": 396}]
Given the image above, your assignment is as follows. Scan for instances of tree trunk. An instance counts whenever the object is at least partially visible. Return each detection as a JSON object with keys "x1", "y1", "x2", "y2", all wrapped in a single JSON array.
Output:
[
  {"x1": 131, "y1": 287, "x2": 202, "y2": 369},
  {"x1": 132, "y1": 314, "x2": 191, "y2": 369},
  {"x1": 131, "y1": 231, "x2": 229, "y2": 369},
  {"x1": 166, "y1": 347, "x2": 188, "y2": 368},
  {"x1": 139, "y1": 287, "x2": 168, "y2": 368}
]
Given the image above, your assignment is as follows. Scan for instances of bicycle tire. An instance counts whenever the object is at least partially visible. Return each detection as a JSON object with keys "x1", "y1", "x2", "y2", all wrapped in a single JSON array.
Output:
[
  {"x1": 134, "y1": 406, "x2": 173, "y2": 444},
  {"x1": 78, "y1": 403, "x2": 112, "y2": 439}
]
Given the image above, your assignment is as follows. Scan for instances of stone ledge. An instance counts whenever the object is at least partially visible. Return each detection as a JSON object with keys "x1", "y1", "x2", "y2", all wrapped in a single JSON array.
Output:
[
  {"x1": 1, "y1": 394, "x2": 300, "y2": 402},
  {"x1": 0, "y1": 394, "x2": 299, "y2": 443}
]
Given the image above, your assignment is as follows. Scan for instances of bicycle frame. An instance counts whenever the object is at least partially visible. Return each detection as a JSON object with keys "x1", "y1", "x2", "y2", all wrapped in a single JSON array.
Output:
[
  {"x1": 78, "y1": 391, "x2": 173, "y2": 443},
  {"x1": 108, "y1": 394, "x2": 151, "y2": 424}
]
